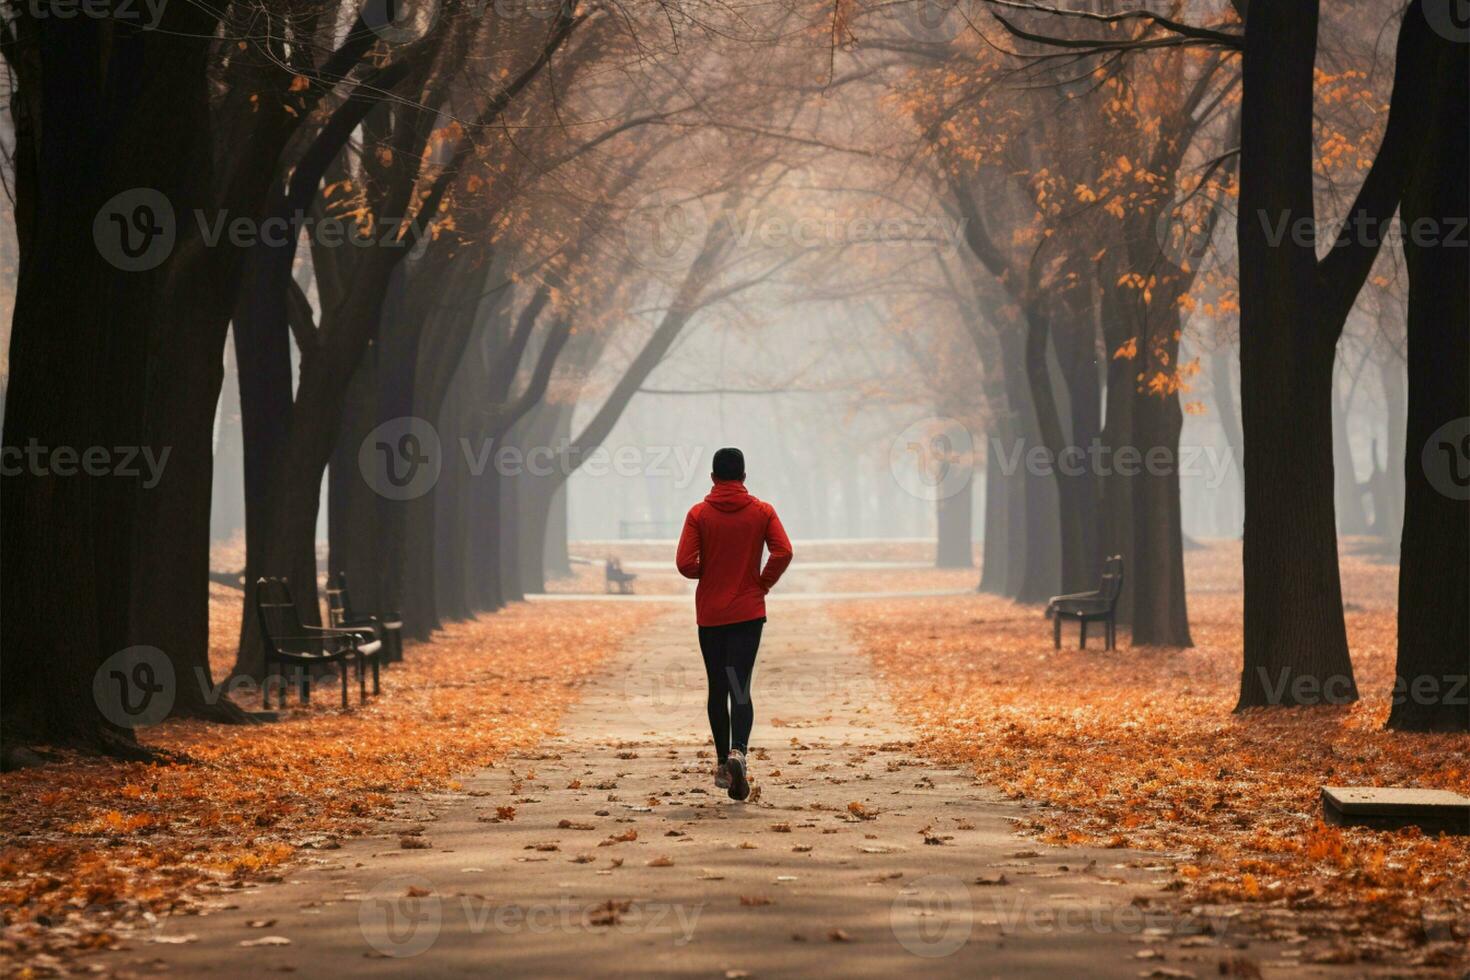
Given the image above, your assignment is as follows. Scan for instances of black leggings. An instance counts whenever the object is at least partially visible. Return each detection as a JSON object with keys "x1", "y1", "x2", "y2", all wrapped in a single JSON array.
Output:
[{"x1": 697, "y1": 618, "x2": 764, "y2": 761}]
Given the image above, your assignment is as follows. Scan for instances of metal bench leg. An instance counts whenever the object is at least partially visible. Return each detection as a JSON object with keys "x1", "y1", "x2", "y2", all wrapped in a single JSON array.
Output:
[
  {"x1": 1053, "y1": 615, "x2": 1061, "y2": 649},
  {"x1": 1079, "y1": 619, "x2": 1088, "y2": 650},
  {"x1": 297, "y1": 666, "x2": 310, "y2": 704},
  {"x1": 1107, "y1": 617, "x2": 1116, "y2": 651},
  {"x1": 341, "y1": 664, "x2": 349, "y2": 709},
  {"x1": 358, "y1": 656, "x2": 367, "y2": 701},
  {"x1": 263, "y1": 663, "x2": 272, "y2": 709},
  {"x1": 372, "y1": 654, "x2": 380, "y2": 695}
]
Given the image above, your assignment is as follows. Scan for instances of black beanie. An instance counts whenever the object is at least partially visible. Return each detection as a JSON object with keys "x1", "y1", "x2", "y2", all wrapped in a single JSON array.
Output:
[{"x1": 712, "y1": 447, "x2": 745, "y2": 481}]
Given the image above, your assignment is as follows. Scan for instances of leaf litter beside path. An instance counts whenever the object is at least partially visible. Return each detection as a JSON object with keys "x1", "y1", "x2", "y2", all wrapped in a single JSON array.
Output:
[
  {"x1": 0, "y1": 599, "x2": 662, "y2": 974},
  {"x1": 842, "y1": 540, "x2": 1468, "y2": 975}
]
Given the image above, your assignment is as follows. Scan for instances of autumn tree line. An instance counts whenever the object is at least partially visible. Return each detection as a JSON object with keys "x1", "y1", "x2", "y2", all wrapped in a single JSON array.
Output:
[
  {"x1": 0, "y1": 0, "x2": 814, "y2": 754},
  {"x1": 819, "y1": 0, "x2": 1465, "y2": 729},
  {"x1": 0, "y1": 0, "x2": 1464, "y2": 759}
]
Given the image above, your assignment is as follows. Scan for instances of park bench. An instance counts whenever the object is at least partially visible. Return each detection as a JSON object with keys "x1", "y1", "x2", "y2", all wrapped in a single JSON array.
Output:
[
  {"x1": 327, "y1": 571, "x2": 403, "y2": 667},
  {"x1": 605, "y1": 558, "x2": 637, "y2": 594},
  {"x1": 1046, "y1": 555, "x2": 1124, "y2": 650},
  {"x1": 255, "y1": 577, "x2": 381, "y2": 709}
]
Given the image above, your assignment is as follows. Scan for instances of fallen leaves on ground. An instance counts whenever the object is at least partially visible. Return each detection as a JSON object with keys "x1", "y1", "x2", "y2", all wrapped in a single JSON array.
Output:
[
  {"x1": 845, "y1": 539, "x2": 1468, "y2": 974},
  {"x1": 0, "y1": 599, "x2": 660, "y2": 971}
]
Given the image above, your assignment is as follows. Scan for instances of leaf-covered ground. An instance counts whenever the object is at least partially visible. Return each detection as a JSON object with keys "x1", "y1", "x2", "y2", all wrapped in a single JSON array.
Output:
[
  {"x1": 843, "y1": 539, "x2": 1469, "y2": 975},
  {"x1": 0, "y1": 598, "x2": 661, "y2": 976}
]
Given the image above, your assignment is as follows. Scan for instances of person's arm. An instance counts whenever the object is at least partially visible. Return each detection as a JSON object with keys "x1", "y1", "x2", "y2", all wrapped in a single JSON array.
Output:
[
  {"x1": 675, "y1": 508, "x2": 702, "y2": 579},
  {"x1": 758, "y1": 506, "x2": 793, "y2": 591}
]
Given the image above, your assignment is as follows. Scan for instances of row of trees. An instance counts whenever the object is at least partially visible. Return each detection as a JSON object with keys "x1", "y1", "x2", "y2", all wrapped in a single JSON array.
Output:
[
  {"x1": 848, "y1": 0, "x2": 1465, "y2": 728},
  {"x1": 0, "y1": 0, "x2": 823, "y2": 752},
  {"x1": 0, "y1": 0, "x2": 1463, "y2": 755}
]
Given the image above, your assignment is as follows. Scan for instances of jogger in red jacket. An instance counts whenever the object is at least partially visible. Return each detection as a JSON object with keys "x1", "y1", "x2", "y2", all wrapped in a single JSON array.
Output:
[{"x1": 675, "y1": 448, "x2": 792, "y2": 800}]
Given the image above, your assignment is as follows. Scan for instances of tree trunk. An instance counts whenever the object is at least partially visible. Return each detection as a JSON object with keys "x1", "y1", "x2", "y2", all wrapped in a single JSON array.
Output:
[
  {"x1": 1130, "y1": 383, "x2": 1193, "y2": 647},
  {"x1": 935, "y1": 480, "x2": 974, "y2": 567},
  {"x1": 1235, "y1": 0, "x2": 1356, "y2": 709},
  {"x1": 233, "y1": 281, "x2": 393, "y2": 679},
  {"x1": 1023, "y1": 303, "x2": 1095, "y2": 595},
  {"x1": 978, "y1": 421, "x2": 1012, "y2": 593},
  {"x1": 328, "y1": 345, "x2": 384, "y2": 617},
  {"x1": 1387, "y1": 32, "x2": 1468, "y2": 732},
  {"x1": 1237, "y1": 0, "x2": 1450, "y2": 708},
  {"x1": 544, "y1": 480, "x2": 571, "y2": 578},
  {"x1": 1, "y1": 12, "x2": 222, "y2": 750}
]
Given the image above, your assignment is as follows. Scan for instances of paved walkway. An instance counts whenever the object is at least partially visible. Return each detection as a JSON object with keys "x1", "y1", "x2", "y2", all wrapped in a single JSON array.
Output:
[
  {"x1": 96, "y1": 606, "x2": 1319, "y2": 978},
  {"x1": 527, "y1": 590, "x2": 974, "y2": 603}
]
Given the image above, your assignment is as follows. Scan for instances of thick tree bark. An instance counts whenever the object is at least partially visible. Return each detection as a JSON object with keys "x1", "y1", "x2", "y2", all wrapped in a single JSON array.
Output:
[
  {"x1": 1236, "y1": 0, "x2": 1447, "y2": 709},
  {"x1": 1236, "y1": 0, "x2": 1348, "y2": 708},
  {"x1": 1386, "y1": 27, "x2": 1468, "y2": 732},
  {"x1": 1130, "y1": 379, "x2": 1193, "y2": 647},
  {"x1": 328, "y1": 342, "x2": 384, "y2": 618},
  {"x1": 0, "y1": 9, "x2": 225, "y2": 749},
  {"x1": 997, "y1": 329, "x2": 1060, "y2": 602},
  {"x1": 978, "y1": 419, "x2": 1013, "y2": 593},
  {"x1": 1050, "y1": 286, "x2": 1103, "y2": 589},
  {"x1": 1097, "y1": 321, "x2": 1136, "y2": 624}
]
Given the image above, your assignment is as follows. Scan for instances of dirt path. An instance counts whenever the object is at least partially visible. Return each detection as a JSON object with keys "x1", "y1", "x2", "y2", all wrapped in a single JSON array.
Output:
[{"x1": 94, "y1": 605, "x2": 1322, "y2": 978}]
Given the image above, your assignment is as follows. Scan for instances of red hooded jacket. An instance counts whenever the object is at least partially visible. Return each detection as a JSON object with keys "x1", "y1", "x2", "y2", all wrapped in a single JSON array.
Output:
[{"x1": 675, "y1": 481, "x2": 793, "y2": 626}]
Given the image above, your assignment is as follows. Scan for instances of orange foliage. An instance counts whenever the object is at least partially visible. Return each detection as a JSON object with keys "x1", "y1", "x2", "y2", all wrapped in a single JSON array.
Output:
[
  {"x1": 844, "y1": 541, "x2": 1468, "y2": 973},
  {"x1": 0, "y1": 601, "x2": 660, "y2": 971}
]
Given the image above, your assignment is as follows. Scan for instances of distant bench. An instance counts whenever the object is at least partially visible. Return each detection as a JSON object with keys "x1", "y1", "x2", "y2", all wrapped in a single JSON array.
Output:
[
  {"x1": 605, "y1": 558, "x2": 637, "y2": 594},
  {"x1": 1046, "y1": 555, "x2": 1123, "y2": 651}
]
